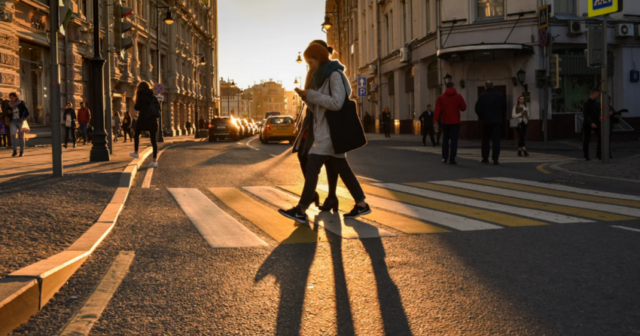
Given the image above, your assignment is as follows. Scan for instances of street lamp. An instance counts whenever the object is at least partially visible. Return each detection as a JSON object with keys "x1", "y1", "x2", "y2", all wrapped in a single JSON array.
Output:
[
  {"x1": 89, "y1": 0, "x2": 109, "y2": 161},
  {"x1": 443, "y1": 73, "x2": 453, "y2": 85},
  {"x1": 156, "y1": 3, "x2": 174, "y2": 142},
  {"x1": 194, "y1": 53, "x2": 206, "y2": 136},
  {"x1": 322, "y1": 2, "x2": 340, "y2": 53},
  {"x1": 516, "y1": 69, "x2": 526, "y2": 86},
  {"x1": 296, "y1": 52, "x2": 302, "y2": 64},
  {"x1": 322, "y1": 15, "x2": 333, "y2": 30}
]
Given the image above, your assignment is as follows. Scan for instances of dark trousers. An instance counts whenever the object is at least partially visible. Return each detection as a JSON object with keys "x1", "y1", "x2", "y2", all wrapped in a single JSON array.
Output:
[
  {"x1": 298, "y1": 150, "x2": 338, "y2": 200},
  {"x1": 134, "y1": 128, "x2": 158, "y2": 159},
  {"x1": 122, "y1": 126, "x2": 130, "y2": 142},
  {"x1": 583, "y1": 124, "x2": 601, "y2": 159},
  {"x1": 383, "y1": 123, "x2": 391, "y2": 137},
  {"x1": 0, "y1": 134, "x2": 7, "y2": 147},
  {"x1": 516, "y1": 122, "x2": 527, "y2": 148},
  {"x1": 79, "y1": 123, "x2": 89, "y2": 143},
  {"x1": 482, "y1": 123, "x2": 502, "y2": 161},
  {"x1": 441, "y1": 124, "x2": 460, "y2": 163},
  {"x1": 422, "y1": 126, "x2": 435, "y2": 145},
  {"x1": 436, "y1": 122, "x2": 442, "y2": 144},
  {"x1": 65, "y1": 126, "x2": 76, "y2": 146},
  {"x1": 299, "y1": 154, "x2": 365, "y2": 208}
]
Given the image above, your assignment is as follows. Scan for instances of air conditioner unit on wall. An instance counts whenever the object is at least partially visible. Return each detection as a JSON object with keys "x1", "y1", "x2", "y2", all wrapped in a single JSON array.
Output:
[
  {"x1": 368, "y1": 82, "x2": 378, "y2": 92},
  {"x1": 616, "y1": 24, "x2": 634, "y2": 38},
  {"x1": 369, "y1": 64, "x2": 377, "y2": 75},
  {"x1": 400, "y1": 47, "x2": 411, "y2": 63},
  {"x1": 568, "y1": 21, "x2": 585, "y2": 35}
]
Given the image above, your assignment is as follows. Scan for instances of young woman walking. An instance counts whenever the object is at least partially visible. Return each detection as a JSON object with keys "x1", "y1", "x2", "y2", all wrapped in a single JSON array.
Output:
[
  {"x1": 63, "y1": 102, "x2": 77, "y2": 148},
  {"x1": 512, "y1": 95, "x2": 530, "y2": 157},
  {"x1": 382, "y1": 107, "x2": 392, "y2": 138},
  {"x1": 130, "y1": 82, "x2": 159, "y2": 167},
  {"x1": 8, "y1": 92, "x2": 29, "y2": 157},
  {"x1": 122, "y1": 111, "x2": 132, "y2": 143},
  {"x1": 112, "y1": 111, "x2": 121, "y2": 142},
  {"x1": 279, "y1": 42, "x2": 371, "y2": 223}
]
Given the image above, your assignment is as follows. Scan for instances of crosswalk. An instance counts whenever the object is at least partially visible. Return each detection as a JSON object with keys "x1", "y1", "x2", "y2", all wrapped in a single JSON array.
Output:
[
  {"x1": 167, "y1": 178, "x2": 640, "y2": 249},
  {"x1": 389, "y1": 147, "x2": 574, "y2": 163}
]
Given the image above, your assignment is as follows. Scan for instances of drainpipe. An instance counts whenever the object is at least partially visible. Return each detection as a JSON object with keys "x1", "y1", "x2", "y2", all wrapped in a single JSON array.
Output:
[
  {"x1": 376, "y1": 0, "x2": 382, "y2": 129},
  {"x1": 64, "y1": 33, "x2": 70, "y2": 104},
  {"x1": 436, "y1": 0, "x2": 442, "y2": 95}
]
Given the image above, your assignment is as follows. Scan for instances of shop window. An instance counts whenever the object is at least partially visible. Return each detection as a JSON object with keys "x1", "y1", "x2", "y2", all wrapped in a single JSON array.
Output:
[{"x1": 476, "y1": 0, "x2": 504, "y2": 20}]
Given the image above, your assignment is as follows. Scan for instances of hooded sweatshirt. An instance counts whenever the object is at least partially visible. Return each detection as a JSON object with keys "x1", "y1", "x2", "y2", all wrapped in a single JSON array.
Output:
[{"x1": 434, "y1": 87, "x2": 467, "y2": 125}]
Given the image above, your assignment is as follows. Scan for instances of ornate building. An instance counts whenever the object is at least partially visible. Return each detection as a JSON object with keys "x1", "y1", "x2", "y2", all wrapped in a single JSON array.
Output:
[{"x1": 0, "y1": 0, "x2": 218, "y2": 136}]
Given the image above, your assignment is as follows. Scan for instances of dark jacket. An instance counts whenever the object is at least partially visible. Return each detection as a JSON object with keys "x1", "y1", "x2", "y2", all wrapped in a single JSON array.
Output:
[
  {"x1": 434, "y1": 88, "x2": 467, "y2": 125},
  {"x1": 475, "y1": 88, "x2": 506, "y2": 124},
  {"x1": 122, "y1": 115, "x2": 132, "y2": 128},
  {"x1": 134, "y1": 88, "x2": 159, "y2": 132},
  {"x1": 583, "y1": 98, "x2": 600, "y2": 127},
  {"x1": 9, "y1": 101, "x2": 29, "y2": 121},
  {"x1": 63, "y1": 108, "x2": 76, "y2": 127},
  {"x1": 419, "y1": 110, "x2": 435, "y2": 127},
  {"x1": 292, "y1": 108, "x2": 314, "y2": 155},
  {"x1": 1, "y1": 101, "x2": 12, "y2": 126},
  {"x1": 382, "y1": 111, "x2": 391, "y2": 124}
]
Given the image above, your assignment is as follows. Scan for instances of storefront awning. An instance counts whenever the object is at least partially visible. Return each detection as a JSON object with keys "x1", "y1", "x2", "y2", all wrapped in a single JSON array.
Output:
[{"x1": 438, "y1": 43, "x2": 534, "y2": 61}]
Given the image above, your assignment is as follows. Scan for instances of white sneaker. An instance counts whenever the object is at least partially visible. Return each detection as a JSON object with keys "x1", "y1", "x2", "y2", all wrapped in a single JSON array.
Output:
[
  {"x1": 149, "y1": 161, "x2": 158, "y2": 168},
  {"x1": 129, "y1": 152, "x2": 139, "y2": 159}
]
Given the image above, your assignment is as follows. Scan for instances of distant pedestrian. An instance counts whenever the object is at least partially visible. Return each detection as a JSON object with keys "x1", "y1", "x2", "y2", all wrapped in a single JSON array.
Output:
[
  {"x1": 122, "y1": 111, "x2": 132, "y2": 143},
  {"x1": 77, "y1": 101, "x2": 91, "y2": 145},
  {"x1": 131, "y1": 113, "x2": 137, "y2": 139},
  {"x1": 512, "y1": 95, "x2": 530, "y2": 157},
  {"x1": 8, "y1": 92, "x2": 29, "y2": 157},
  {"x1": 0, "y1": 98, "x2": 7, "y2": 148},
  {"x1": 186, "y1": 120, "x2": 192, "y2": 134},
  {"x1": 199, "y1": 116, "x2": 205, "y2": 130},
  {"x1": 63, "y1": 102, "x2": 77, "y2": 148},
  {"x1": 434, "y1": 82, "x2": 467, "y2": 165},
  {"x1": 582, "y1": 88, "x2": 601, "y2": 161},
  {"x1": 435, "y1": 114, "x2": 442, "y2": 146},
  {"x1": 112, "y1": 111, "x2": 121, "y2": 142},
  {"x1": 475, "y1": 81, "x2": 506, "y2": 165},
  {"x1": 382, "y1": 107, "x2": 392, "y2": 138},
  {"x1": 419, "y1": 104, "x2": 436, "y2": 147},
  {"x1": 1, "y1": 99, "x2": 11, "y2": 149},
  {"x1": 130, "y1": 82, "x2": 160, "y2": 167}
]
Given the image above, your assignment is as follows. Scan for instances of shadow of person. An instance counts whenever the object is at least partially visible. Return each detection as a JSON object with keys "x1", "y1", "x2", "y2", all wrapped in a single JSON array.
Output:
[
  {"x1": 255, "y1": 241, "x2": 318, "y2": 336},
  {"x1": 328, "y1": 234, "x2": 356, "y2": 335},
  {"x1": 361, "y1": 238, "x2": 413, "y2": 336}
]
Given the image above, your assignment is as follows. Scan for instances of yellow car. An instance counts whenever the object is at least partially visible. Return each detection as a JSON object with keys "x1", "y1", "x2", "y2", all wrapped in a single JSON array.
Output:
[{"x1": 261, "y1": 115, "x2": 297, "y2": 144}]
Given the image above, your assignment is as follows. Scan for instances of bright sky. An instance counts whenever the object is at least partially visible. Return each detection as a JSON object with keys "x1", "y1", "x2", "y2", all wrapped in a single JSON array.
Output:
[{"x1": 218, "y1": 0, "x2": 327, "y2": 91}]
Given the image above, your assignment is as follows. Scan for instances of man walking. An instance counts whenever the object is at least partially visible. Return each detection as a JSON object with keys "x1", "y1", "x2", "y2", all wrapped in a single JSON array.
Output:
[
  {"x1": 475, "y1": 81, "x2": 506, "y2": 165},
  {"x1": 419, "y1": 104, "x2": 436, "y2": 146},
  {"x1": 582, "y1": 88, "x2": 601, "y2": 161},
  {"x1": 77, "y1": 102, "x2": 91, "y2": 145},
  {"x1": 434, "y1": 82, "x2": 467, "y2": 165}
]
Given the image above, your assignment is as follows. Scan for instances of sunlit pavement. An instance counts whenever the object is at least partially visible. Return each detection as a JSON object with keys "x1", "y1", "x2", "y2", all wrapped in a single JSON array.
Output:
[{"x1": 14, "y1": 136, "x2": 640, "y2": 335}]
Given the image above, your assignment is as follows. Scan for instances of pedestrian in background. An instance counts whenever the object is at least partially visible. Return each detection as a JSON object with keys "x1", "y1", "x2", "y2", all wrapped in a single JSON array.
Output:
[
  {"x1": 0, "y1": 98, "x2": 6, "y2": 148},
  {"x1": 186, "y1": 120, "x2": 192, "y2": 134},
  {"x1": 122, "y1": 111, "x2": 132, "y2": 143},
  {"x1": 434, "y1": 82, "x2": 467, "y2": 165},
  {"x1": 512, "y1": 95, "x2": 530, "y2": 157},
  {"x1": 582, "y1": 88, "x2": 601, "y2": 161},
  {"x1": 475, "y1": 80, "x2": 506, "y2": 165},
  {"x1": 131, "y1": 112, "x2": 137, "y2": 139},
  {"x1": 112, "y1": 111, "x2": 121, "y2": 143},
  {"x1": 199, "y1": 116, "x2": 205, "y2": 130},
  {"x1": 130, "y1": 82, "x2": 160, "y2": 168},
  {"x1": 382, "y1": 107, "x2": 392, "y2": 138},
  {"x1": 63, "y1": 102, "x2": 77, "y2": 148},
  {"x1": 9, "y1": 92, "x2": 29, "y2": 157},
  {"x1": 2, "y1": 99, "x2": 12, "y2": 149},
  {"x1": 77, "y1": 101, "x2": 91, "y2": 145},
  {"x1": 419, "y1": 104, "x2": 436, "y2": 147}
]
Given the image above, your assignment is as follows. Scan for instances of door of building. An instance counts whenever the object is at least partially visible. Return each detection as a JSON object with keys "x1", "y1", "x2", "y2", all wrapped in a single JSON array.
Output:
[{"x1": 477, "y1": 85, "x2": 511, "y2": 140}]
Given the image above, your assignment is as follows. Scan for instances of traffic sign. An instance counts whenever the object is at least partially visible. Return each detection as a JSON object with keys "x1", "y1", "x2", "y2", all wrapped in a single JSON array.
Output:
[
  {"x1": 357, "y1": 76, "x2": 367, "y2": 87},
  {"x1": 631, "y1": 70, "x2": 640, "y2": 83},
  {"x1": 589, "y1": 0, "x2": 623, "y2": 17},
  {"x1": 538, "y1": 5, "x2": 550, "y2": 29},
  {"x1": 153, "y1": 83, "x2": 164, "y2": 95},
  {"x1": 357, "y1": 87, "x2": 367, "y2": 97},
  {"x1": 539, "y1": 28, "x2": 548, "y2": 47},
  {"x1": 155, "y1": 95, "x2": 164, "y2": 102}
]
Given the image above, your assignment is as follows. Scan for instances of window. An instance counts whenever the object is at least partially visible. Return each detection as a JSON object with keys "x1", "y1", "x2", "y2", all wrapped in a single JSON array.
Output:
[
  {"x1": 476, "y1": 0, "x2": 504, "y2": 20},
  {"x1": 402, "y1": 1, "x2": 407, "y2": 44},
  {"x1": 389, "y1": 12, "x2": 394, "y2": 51},
  {"x1": 385, "y1": 15, "x2": 390, "y2": 54},
  {"x1": 408, "y1": 0, "x2": 413, "y2": 41},
  {"x1": 425, "y1": 0, "x2": 431, "y2": 35},
  {"x1": 555, "y1": 0, "x2": 575, "y2": 14}
]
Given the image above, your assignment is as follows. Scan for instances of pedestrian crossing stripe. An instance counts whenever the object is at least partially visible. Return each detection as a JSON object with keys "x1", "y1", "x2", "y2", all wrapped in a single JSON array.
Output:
[
  {"x1": 360, "y1": 184, "x2": 547, "y2": 227},
  {"x1": 407, "y1": 182, "x2": 630, "y2": 222},
  {"x1": 389, "y1": 147, "x2": 574, "y2": 163},
  {"x1": 278, "y1": 185, "x2": 450, "y2": 234},
  {"x1": 209, "y1": 188, "x2": 327, "y2": 244}
]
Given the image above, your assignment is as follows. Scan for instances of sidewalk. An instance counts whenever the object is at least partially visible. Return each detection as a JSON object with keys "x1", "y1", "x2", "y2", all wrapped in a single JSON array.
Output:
[{"x1": 556, "y1": 153, "x2": 640, "y2": 182}]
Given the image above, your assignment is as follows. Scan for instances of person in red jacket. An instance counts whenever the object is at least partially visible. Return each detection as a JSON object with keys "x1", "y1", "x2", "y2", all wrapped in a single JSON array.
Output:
[
  {"x1": 433, "y1": 82, "x2": 467, "y2": 165},
  {"x1": 77, "y1": 102, "x2": 91, "y2": 145}
]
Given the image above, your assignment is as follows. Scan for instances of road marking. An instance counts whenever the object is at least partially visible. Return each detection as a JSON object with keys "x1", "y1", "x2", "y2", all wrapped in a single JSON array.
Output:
[
  {"x1": 537, "y1": 163, "x2": 551, "y2": 174},
  {"x1": 141, "y1": 145, "x2": 172, "y2": 189},
  {"x1": 389, "y1": 146, "x2": 574, "y2": 163},
  {"x1": 438, "y1": 181, "x2": 639, "y2": 219},
  {"x1": 377, "y1": 183, "x2": 590, "y2": 224},
  {"x1": 356, "y1": 175, "x2": 382, "y2": 182},
  {"x1": 471, "y1": 179, "x2": 640, "y2": 209},
  {"x1": 245, "y1": 186, "x2": 395, "y2": 239},
  {"x1": 360, "y1": 184, "x2": 546, "y2": 227},
  {"x1": 408, "y1": 182, "x2": 621, "y2": 222},
  {"x1": 279, "y1": 185, "x2": 449, "y2": 234},
  {"x1": 487, "y1": 177, "x2": 640, "y2": 202},
  {"x1": 611, "y1": 225, "x2": 640, "y2": 233},
  {"x1": 168, "y1": 188, "x2": 267, "y2": 248},
  {"x1": 270, "y1": 154, "x2": 276, "y2": 157},
  {"x1": 210, "y1": 187, "x2": 326, "y2": 244},
  {"x1": 59, "y1": 251, "x2": 135, "y2": 336},
  {"x1": 246, "y1": 137, "x2": 260, "y2": 151}
]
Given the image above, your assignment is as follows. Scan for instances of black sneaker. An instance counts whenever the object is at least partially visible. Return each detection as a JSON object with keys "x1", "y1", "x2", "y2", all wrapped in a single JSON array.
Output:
[
  {"x1": 344, "y1": 203, "x2": 372, "y2": 219},
  {"x1": 12, "y1": 150, "x2": 17, "y2": 157},
  {"x1": 442, "y1": 159, "x2": 448, "y2": 164},
  {"x1": 480, "y1": 159, "x2": 489, "y2": 164},
  {"x1": 278, "y1": 206, "x2": 308, "y2": 224},
  {"x1": 493, "y1": 160, "x2": 500, "y2": 165}
]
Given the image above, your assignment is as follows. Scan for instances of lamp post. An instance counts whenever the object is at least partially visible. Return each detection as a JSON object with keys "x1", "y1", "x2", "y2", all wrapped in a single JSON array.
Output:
[
  {"x1": 156, "y1": 3, "x2": 174, "y2": 142},
  {"x1": 322, "y1": 4, "x2": 340, "y2": 53},
  {"x1": 89, "y1": 0, "x2": 109, "y2": 162},
  {"x1": 516, "y1": 69, "x2": 527, "y2": 91},
  {"x1": 443, "y1": 73, "x2": 453, "y2": 85},
  {"x1": 194, "y1": 53, "x2": 206, "y2": 136}
]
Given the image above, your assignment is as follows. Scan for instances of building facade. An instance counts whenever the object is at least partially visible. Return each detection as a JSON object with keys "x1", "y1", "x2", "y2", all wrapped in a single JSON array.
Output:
[
  {"x1": 285, "y1": 90, "x2": 302, "y2": 118},
  {"x1": 246, "y1": 80, "x2": 286, "y2": 120},
  {"x1": 327, "y1": 0, "x2": 640, "y2": 139},
  {"x1": 0, "y1": 0, "x2": 218, "y2": 136}
]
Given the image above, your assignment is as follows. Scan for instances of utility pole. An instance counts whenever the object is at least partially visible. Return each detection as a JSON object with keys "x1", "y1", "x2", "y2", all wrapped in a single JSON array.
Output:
[
  {"x1": 50, "y1": 0, "x2": 63, "y2": 176},
  {"x1": 89, "y1": 0, "x2": 110, "y2": 162},
  {"x1": 103, "y1": 0, "x2": 113, "y2": 154},
  {"x1": 601, "y1": 15, "x2": 610, "y2": 163}
]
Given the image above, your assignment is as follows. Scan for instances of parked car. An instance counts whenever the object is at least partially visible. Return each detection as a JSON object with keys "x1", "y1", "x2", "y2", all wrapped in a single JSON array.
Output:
[
  {"x1": 265, "y1": 111, "x2": 281, "y2": 120},
  {"x1": 208, "y1": 116, "x2": 242, "y2": 141},
  {"x1": 259, "y1": 118, "x2": 267, "y2": 142},
  {"x1": 240, "y1": 118, "x2": 254, "y2": 137},
  {"x1": 262, "y1": 115, "x2": 296, "y2": 144}
]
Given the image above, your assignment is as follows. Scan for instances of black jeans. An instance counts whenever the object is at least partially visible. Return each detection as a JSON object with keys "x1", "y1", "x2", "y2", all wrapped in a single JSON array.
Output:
[
  {"x1": 65, "y1": 126, "x2": 76, "y2": 146},
  {"x1": 299, "y1": 154, "x2": 365, "y2": 208},
  {"x1": 441, "y1": 124, "x2": 460, "y2": 163},
  {"x1": 298, "y1": 150, "x2": 338, "y2": 200},
  {"x1": 482, "y1": 123, "x2": 502, "y2": 161},
  {"x1": 134, "y1": 128, "x2": 158, "y2": 159},
  {"x1": 516, "y1": 122, "x2": 527, "y2": 148},
  {"x1": 383, "y1": 123, "x2": 391, "y2": 137},
  {"x1": 122, "y1": 126, "x2": 130, "y2": 142},
  {"x1": 422, "y1": 125, "x2": 435, "y2": 145},
  {"x1": 583, "y1": 124, "x2": 601, "y2": 159}
]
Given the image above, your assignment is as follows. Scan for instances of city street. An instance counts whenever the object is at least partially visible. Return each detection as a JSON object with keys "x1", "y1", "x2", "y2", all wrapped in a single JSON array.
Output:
[{"x1": 11, "y1": 136, "x2": 640, "y2": 336}]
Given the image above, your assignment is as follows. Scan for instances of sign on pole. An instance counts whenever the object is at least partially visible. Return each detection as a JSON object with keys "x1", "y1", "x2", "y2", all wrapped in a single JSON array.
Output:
[
  {"x1": 589, "y1": 0, "x2": 623, "y2": 17},
  {"x1": 156, "y1": 95, "x2": 164, "y2": 102},
  {"x1": 357, "y1": 76, "x2": 367, "y2": 88},
  {"x1": 538, "y1": 5, "x2": 550, "y2": 29},
  {"x1": 358, "y1": 87, "x2": 367, "y2": 97},
  {"x1": 539, "y1": 29, "x2": 548, "y2": 47},
  {"x1": 153, "y1": 83, "x2": 164, "y2": 95}
]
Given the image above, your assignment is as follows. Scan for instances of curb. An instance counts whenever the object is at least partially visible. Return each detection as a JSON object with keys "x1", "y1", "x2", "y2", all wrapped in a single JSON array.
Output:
[
  {"x1": 548, "y1": 161, "x2": 640, "y2": 185},
  {"x1": 0, "y1": 139, "x2": 200, "y2": 335}
]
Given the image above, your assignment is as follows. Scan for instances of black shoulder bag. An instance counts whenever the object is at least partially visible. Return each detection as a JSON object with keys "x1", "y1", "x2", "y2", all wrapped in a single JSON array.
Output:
[{"x1": 324, "y1": 74, "x2": 367, "y2": 154}]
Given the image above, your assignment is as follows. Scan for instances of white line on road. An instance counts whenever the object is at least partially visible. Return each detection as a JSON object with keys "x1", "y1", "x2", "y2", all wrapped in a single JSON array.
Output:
[
  {"x1": 486, "y1": 177, "x2": 640, "y2": 201},
  {"x1": 357, "y1": 175, "x2": 381, "y2": 182},
  {"x1": 270, "y1": 154, "x2": 276, "y2": 157},
  {"x1": 58, "y1": 251, "x2": 135, "y2": 336},
  {"x1": 246, "y1": 137, "x2": 260, "y2": 151},
  {"x1": 141, "y1": 145, "x2": 173, "y2": 189},
  {"x1": 611, "y1": 225, "x2": 640, "y2": 233}
]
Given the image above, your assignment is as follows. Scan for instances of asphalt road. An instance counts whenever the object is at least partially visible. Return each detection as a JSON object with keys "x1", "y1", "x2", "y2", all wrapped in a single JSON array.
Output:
[{"x1": 13, "y1": 136, "x2": 640, "y2": 336}]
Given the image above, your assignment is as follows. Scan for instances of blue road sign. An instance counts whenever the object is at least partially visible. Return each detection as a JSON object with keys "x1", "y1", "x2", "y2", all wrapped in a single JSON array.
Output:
[
  {"x1": 589, "y1": 0, "x2": 623, "y2": 17},
  {"x1": 539, "y1": 28, "x2": 548, "y2": 47},
  {"x1": 357, "y1": 77, "x2": 367, "y2": 87},
  {"x1": 153, "y1": 83, "x2": 165, "y2": 95},
  {"x1": 358, "y1": 87, "x2": 367, "y2": 97},
  {"x1": 538, "y1": 5, "x2": 550, "y2": 29}
]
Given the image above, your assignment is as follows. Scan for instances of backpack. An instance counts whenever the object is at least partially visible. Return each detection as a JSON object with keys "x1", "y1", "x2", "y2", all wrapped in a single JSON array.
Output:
[{"x1": 148, "y1": 96, "x2": 161, "y2": 119}]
